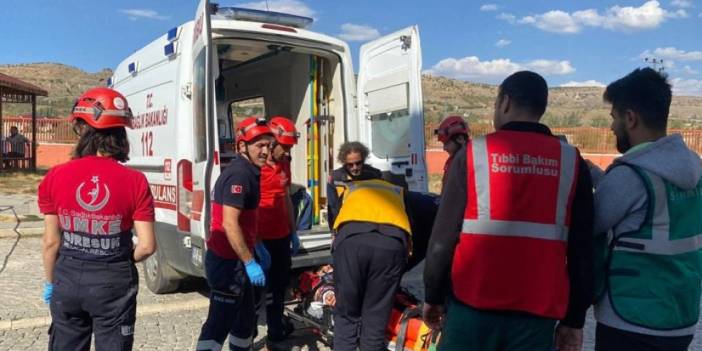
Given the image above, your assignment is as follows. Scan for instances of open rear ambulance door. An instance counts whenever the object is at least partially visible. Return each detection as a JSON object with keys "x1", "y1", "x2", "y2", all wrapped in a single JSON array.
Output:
[
  {"x1": 189, "y1": 0, "x2": 220, "y2": 249},
  {"x1": 357, "y1": 26, "x2": 428, "y2": 193}
]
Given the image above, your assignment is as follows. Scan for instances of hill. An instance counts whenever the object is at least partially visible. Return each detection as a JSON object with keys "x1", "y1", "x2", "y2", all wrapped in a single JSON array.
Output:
[
  {"x1": 422, "y1": 75, "x2": 702, "y2": 129},
  {"x1": 1, "y1": 63, "x2": 701, "y2": 128},
  {"x1": 0, "y1": 63, "x2": 112, "y2": 116}
]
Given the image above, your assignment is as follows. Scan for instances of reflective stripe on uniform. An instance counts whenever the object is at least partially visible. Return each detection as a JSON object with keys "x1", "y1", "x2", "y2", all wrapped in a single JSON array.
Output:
[
  {"x1": 196, "y1": 340, "x2": 223, "y2": 351},
  {"x1": 462, "y1": 219, "x2": 568, "y2": 241},
  {"x1": 614, "y1": 171, "x2": 702, "y2": 256},
  {"x1": 465, "y1": 136, "x2": 575, "y2": 241},
  {"x1": 471, "y1": 136, "x2": 491, "y2": 220},
  {"x1": 229, "y1": 334, "x2": 253, "y2": 348}
]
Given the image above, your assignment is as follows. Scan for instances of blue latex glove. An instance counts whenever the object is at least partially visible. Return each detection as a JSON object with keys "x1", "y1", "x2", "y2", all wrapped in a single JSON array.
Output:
[
  {"x1": 290, "y1": 231, "x2": 300, "y2": 256},
  {"x1": 244, "y1": 260, "x2": 266, "y2": 286},
  {"x1": 254, "y1": 242, "x2": 271, "y2": 270},
  {"x1": 42, "y1": 282, "x2": 53, "y2": 304}
]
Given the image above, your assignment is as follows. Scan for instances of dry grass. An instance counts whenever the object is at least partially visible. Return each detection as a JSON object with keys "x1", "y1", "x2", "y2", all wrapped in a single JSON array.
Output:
[{"x1": 0, "y1": 170, "x2": 46, "y2": 195}]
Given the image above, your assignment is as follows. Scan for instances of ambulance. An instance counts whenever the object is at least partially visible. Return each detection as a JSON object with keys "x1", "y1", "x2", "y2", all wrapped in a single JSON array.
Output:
[{"x1": 110, "y1": 0, "x2": 427, "y2": 293}]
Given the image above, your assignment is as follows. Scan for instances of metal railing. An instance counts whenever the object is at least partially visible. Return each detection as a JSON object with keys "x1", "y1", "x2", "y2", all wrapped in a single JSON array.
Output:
[
  {"x1": 425, "y1": 123, "x2": 702, "y2": 155},
  {"x1": 2, "y1": 116, "x2": 76, "y2": 144},
  {"x1": 5, "y1": 116, "x2": 702, "y2": 155}
]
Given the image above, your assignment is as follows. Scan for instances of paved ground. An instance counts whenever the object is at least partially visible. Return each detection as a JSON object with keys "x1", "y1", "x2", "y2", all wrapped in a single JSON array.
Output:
[
  {"x1": 0, "y1": 235, "x2": 330, "y2": 351},
  {"x1": 1, "y1": 194, "x2": 702, "y2": 350}
]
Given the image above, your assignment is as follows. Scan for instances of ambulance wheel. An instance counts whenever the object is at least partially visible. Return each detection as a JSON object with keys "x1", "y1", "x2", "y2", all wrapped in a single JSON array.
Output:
[{"x1": 143, "y1": 248, "x2": 181, "y2": 294}]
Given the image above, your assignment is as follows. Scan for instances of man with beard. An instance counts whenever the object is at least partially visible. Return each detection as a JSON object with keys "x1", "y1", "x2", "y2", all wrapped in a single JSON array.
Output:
[
  {"x1": 197, "y1": 117, "x2": 274, "y2": 351},
  {"x1": 423, "y1": 71, "x2": 594, "y2": 351},
  {"x1": 588, "y1": 68, "x2": 702, "y2": 351}
]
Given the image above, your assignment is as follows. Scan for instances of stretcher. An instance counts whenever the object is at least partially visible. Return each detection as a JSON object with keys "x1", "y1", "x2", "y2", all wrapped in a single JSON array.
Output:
[
  {"x1": 283, "y1": 263, "x2": 441, "y2": 350},
  {"x1": 284, "y1": 265, "x2": 335, "y2": 346}
]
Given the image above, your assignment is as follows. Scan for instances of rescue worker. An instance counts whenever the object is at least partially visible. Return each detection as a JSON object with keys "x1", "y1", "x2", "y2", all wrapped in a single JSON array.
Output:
[
  {"x1": 326, "y1": 141, "x2": 382, "y2": 227},
  {"x1": 258, "y1": 116, "x2": 300, "y2": 346},
  {"x1": 197, "y1": 117, "x2": 274, "y2": 351},
  {"x1": 434, "y1": 115, "x2": 469, "y2": 188},
  {"x1": 588, "y1": 68, "x2": 702, "y2": 351},
  {"x1": 38, "y1": 87, "x2": 157, "y2": 351},
  {"x1": 329, "y1": 173, "x2": 413, "y2": 351},
  {"x1": 423, "y1": 71, "x2": 594, "y2": 351}
]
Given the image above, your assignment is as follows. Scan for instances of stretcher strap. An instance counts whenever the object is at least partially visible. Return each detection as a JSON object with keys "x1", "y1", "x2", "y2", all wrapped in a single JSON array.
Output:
[{"x1": 395, "y1": 306, "x2": 423, "y2": 351}]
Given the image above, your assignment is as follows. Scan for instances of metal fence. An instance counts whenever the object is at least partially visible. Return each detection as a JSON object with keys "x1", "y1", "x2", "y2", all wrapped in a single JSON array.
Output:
[
  {"x1": 425, "y1": 123, "x2": 702, "y2": 155},
  {"x1": 2, "y1": 116, "x2": 76, "y2": 144},
  {"x1": 5, "y1": 116, "x2": 702, "y2": 155}
]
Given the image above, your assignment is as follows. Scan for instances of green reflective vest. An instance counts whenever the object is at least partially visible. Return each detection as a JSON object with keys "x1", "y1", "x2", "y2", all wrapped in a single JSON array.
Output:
[{"x1": 595, "y1": 165, "x2": 702, "y2": 331}]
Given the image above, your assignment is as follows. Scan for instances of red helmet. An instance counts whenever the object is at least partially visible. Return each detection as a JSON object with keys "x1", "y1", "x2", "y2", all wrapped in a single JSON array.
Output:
[
  {"x1": 71, "y1": 87, "x2": 133, "y2": 129},
  {"x1": 435, "y1": 115, "x2": 469, "y2": 143},
  {"x1": 236, "y1": 116, "x2": 273, "y2": 142},
  {"x1": 268, "y1": 116, "x2": 299, "y2": 146}
]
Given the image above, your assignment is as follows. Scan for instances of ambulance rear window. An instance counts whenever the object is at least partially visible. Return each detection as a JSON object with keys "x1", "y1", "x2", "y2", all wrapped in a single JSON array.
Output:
[
  {"x1": 193, "y1": 51, "x2": 207, "y2": 162},
  {"x1": 230, "y1": 97, "x2": 266, "y2": 127},
  {"x1": 367, "y1": 83, "x2": 411, "y2": 158}
]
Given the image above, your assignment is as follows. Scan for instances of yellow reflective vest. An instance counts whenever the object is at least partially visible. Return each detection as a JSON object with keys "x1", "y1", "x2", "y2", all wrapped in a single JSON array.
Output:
[{"x1": 332, "y1": 179, "x2": 412, "y2": 235}]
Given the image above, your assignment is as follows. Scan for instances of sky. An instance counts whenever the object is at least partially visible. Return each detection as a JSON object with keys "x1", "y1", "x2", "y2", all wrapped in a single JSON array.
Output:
[{"x1": 1, "y1": 0, "x2": 701, "y2": 95}]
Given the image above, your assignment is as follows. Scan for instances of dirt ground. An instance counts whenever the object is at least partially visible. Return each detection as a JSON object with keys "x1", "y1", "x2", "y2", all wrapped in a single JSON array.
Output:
[
  {"x1": 428, "y1": 174, "x2": 442, "y2": 194},
  {"x1": 0, "y1": 170, "x2": 45, "y2": 196}
]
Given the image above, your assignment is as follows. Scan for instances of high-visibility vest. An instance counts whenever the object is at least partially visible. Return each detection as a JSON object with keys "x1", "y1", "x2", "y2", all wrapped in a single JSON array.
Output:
[
  {"x1": 451, "y1": 131, "x2": 579, "y2": 319},
  {"x1": 597, "y1": 166, "x2": 702, "y2": 331},
  {"x1": 333, "y1": 179, "x2": 412, "y2": 235}
]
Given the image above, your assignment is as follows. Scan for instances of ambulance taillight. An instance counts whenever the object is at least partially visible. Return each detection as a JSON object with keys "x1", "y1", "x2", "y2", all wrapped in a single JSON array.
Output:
[{"x1": 177, "y1": 160, "x2": 193, "y2": 232}]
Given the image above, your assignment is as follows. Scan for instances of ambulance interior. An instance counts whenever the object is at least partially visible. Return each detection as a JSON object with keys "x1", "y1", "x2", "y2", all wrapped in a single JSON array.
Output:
[{"x1": 214, "y1": 38, "x2": 344, "y2": 229}]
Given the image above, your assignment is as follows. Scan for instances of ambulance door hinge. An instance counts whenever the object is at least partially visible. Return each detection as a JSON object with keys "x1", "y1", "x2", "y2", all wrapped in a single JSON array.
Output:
[
  {"x1": 400, "y1": 35, "x2": 411, "y2": 51},
  {"x1": 182, "y1": 82, "x2": 193, "y2": 99}
]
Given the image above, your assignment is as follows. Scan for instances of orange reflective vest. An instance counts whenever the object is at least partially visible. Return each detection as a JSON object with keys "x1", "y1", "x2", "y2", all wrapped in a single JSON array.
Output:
[{"x1": 451, "y1": 130, "x2": 579, "y2": 319}]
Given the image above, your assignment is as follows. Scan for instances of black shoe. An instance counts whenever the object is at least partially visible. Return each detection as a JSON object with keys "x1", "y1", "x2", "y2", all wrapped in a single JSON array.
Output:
[{"x1": 269, "y1": 316, "x2": 295, "y2": 341}]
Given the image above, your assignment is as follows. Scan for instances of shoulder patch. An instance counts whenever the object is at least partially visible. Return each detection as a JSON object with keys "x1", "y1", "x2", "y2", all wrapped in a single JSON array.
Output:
[{"x1": 231, "y1": 185, "x2": 243, "y2": 194}]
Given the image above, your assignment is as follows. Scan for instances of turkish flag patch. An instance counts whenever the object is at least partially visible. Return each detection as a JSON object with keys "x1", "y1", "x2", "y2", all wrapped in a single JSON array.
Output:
[{"x1": 231, "y1": 185, "x2": 243, "y2": 194}]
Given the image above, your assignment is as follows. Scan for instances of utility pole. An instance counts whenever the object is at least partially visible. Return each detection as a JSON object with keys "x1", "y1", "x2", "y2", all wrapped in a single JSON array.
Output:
[{"x1": 645, "y1": 57, "x2": 665, "y2": 73}]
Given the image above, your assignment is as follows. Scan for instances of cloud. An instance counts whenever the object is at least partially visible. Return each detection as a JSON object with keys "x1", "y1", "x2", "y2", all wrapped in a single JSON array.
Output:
[
  {"x1": 518, "y1": 10, "x2": 582, "y2": 33},
  {"x1": 667, "y1": 9, "x2": 690, "y2": 17},
  {"x1": 682, "y1": 65, "x2": 700, "y2": 75},
  {"x1": 671, "y1": 0, "x2": 693, "y2": 8},
  {"x1": 119, "y1": 9, "x2": 169, "y2": 20},
  {"x1": 499, "y1": 1, "x2": 682, "y2": 34},
  {"x1": 495, "y1": 39, "x2": 511, "y2": 48},
  {"x1": 496, "y1": 13, "x2": 517, "y2": 24},
  {"x1": 425, "y1": 56, "x2": 574, "y2": 83},
  {"x1": 671, "y1": 78, "x2": 702, "y2": 96},
  {"x1": 481, "y1": 4, "x2": 499, "y2": 11},
  {"x1": 235, "y1": 0, "x2": 315, "y2": 18},
  {"x1": 560, "y1": 80, "x2": 606, "y2": 87},
  {"x1": 338, "y1": 24, "x2": 380, "y2": 41},
  {"x1": 640, "y1": 47, "x2": 702, "y2": 61}
]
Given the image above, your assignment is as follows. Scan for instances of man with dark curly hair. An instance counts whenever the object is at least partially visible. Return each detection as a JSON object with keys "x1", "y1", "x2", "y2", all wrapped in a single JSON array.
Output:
[
  {"x1": 326, "y1": 141, "x2": 411, "y2": 350},
  {"x1": 326, "y1": 141, "x2": 382, "y2": 227},
  {"x1": 589, "y1": 67, "x2": 702, "y2": 351}
]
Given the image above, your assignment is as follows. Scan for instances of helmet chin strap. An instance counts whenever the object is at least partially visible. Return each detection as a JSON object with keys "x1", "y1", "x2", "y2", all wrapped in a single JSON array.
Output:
[{"x1": 241, "y1": 142, "x2": 261, "y2": 167}]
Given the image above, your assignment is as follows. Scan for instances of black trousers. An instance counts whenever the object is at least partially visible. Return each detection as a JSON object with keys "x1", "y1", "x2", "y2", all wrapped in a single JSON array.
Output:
[
  {"x1": 333, "y1": 231, "x2": 407, "y2": 351},
  {"x1": 197, "y1": 251, "x2": 255, "y2": 351},
  {"x1": 595, "y1": 323, "x2": 693, "y2": 351},
  {"x1": 262, "y1": 236, "x2": 292, "y2": 340},
  {"x1": 49, "y1": 256, "x2": 138, "y2": 351}
]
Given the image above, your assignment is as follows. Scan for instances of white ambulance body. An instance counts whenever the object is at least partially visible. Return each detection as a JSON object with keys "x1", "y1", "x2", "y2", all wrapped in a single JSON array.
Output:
[{"x1": 111, "y1": 0, "x2": 427, "y2": 293}]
